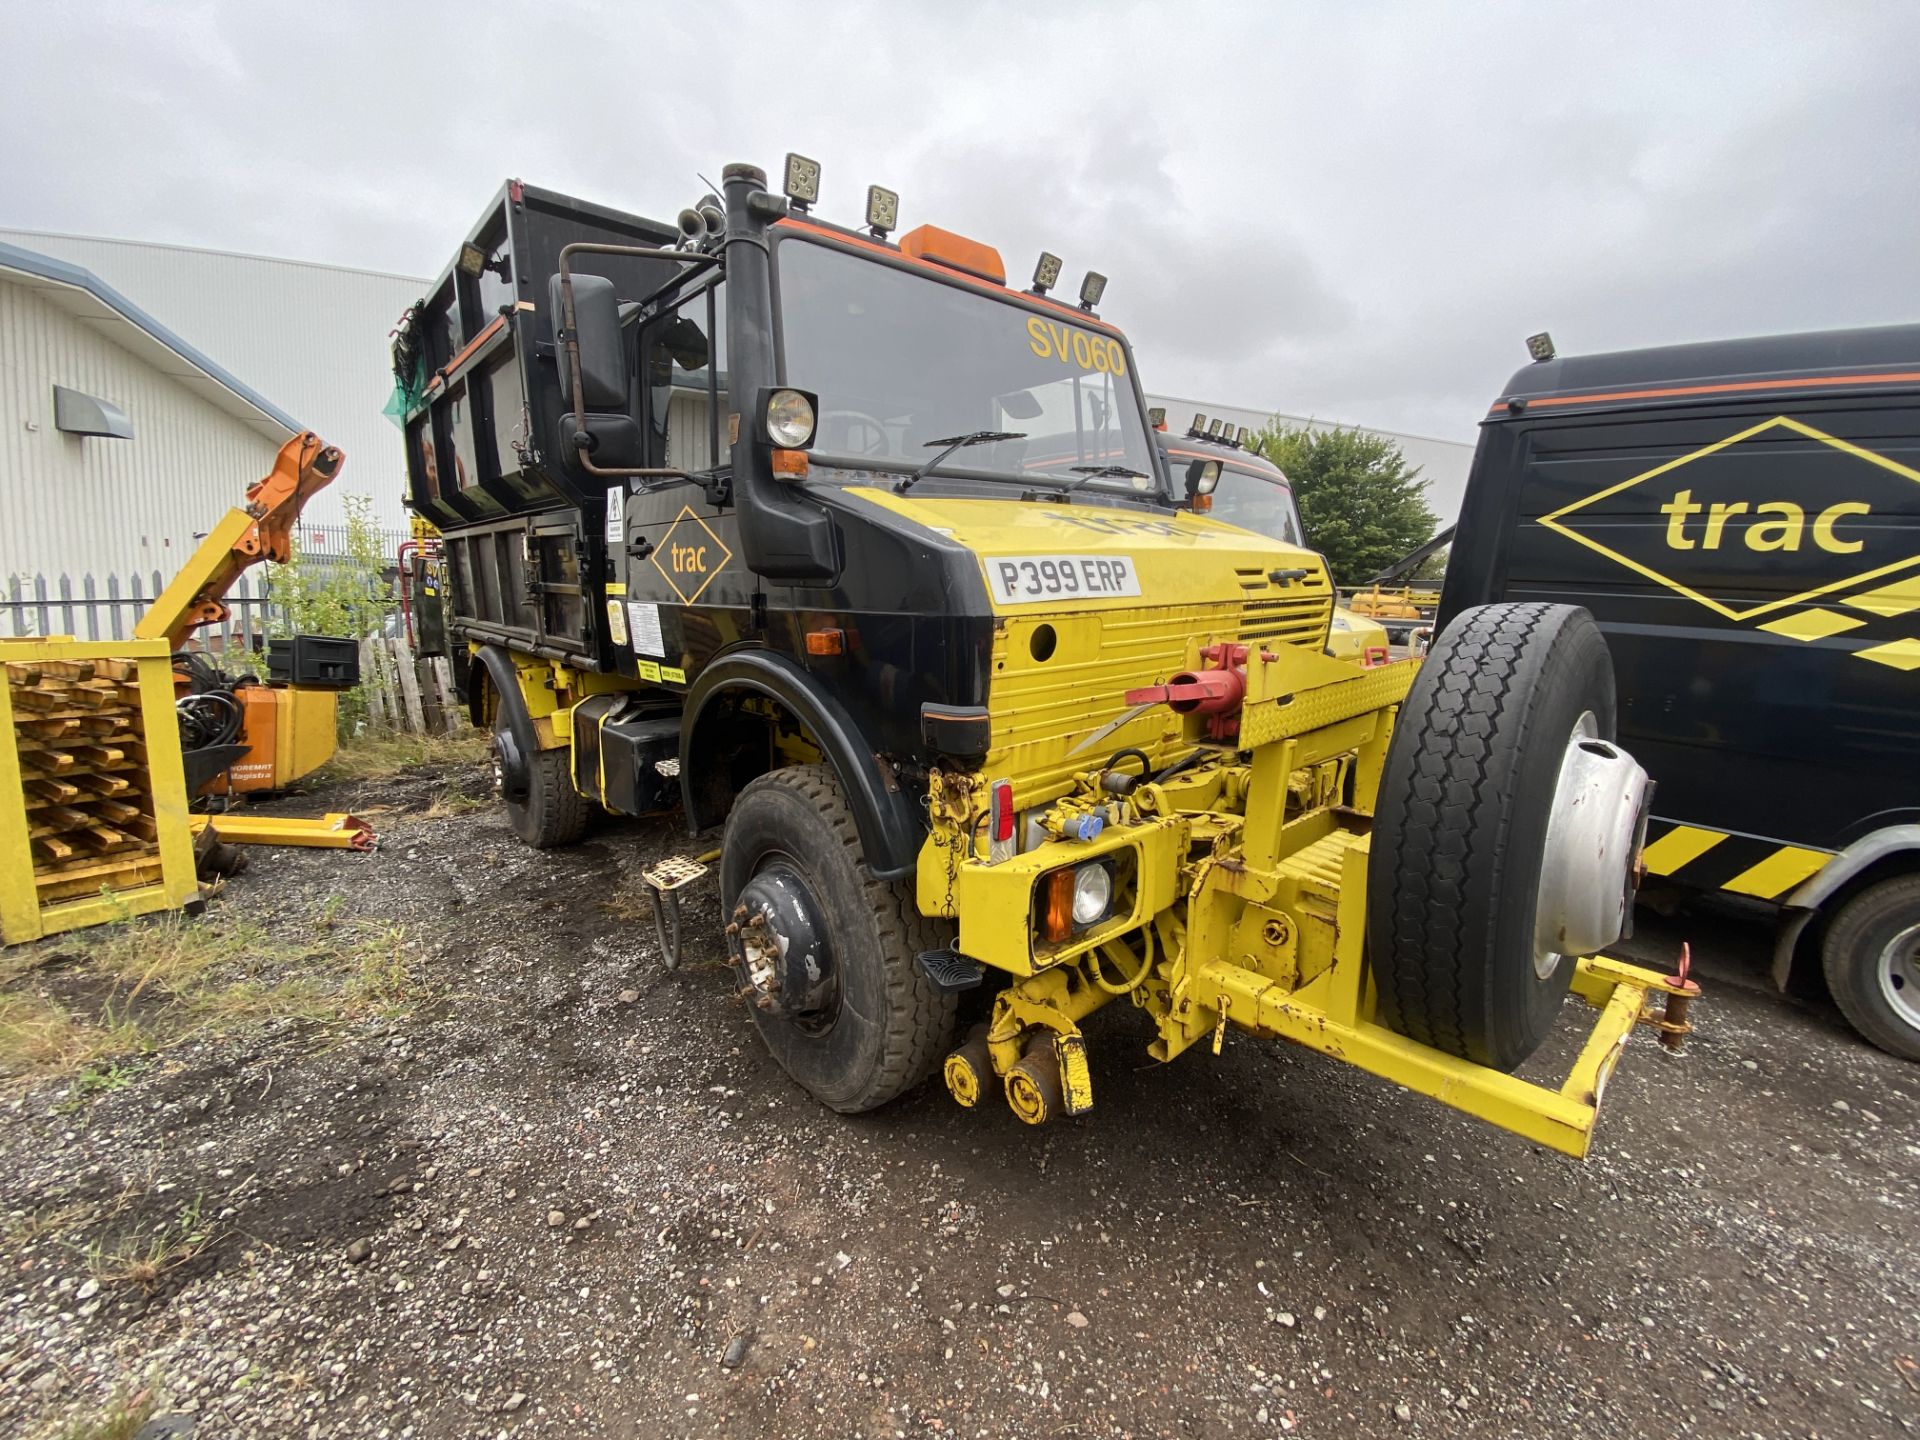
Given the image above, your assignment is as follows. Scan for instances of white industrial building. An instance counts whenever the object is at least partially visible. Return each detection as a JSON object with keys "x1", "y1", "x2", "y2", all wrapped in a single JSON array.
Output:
[
  {"x1": 0, "y1": 229, "x2": 421, "y2": 546},
  {"x1": 0, "y1": 239, "x2": 302, "y2": 587},
  {"x1": 1144, "y1": 392, "x2": 1476, "y2": 525}
]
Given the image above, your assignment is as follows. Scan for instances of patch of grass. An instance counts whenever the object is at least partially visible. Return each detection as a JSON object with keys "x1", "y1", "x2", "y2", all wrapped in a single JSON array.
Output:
[
  {"x1": 319, "y1": 727, "x2": 490, "y2": 783},
  {"x1": 57, "y1": 1058, "x2": 150, "y2": 1114},
  {"x1": 54, "y1": 1380, "x2": 157, "y2": 1440},
  {"x1": 0, "y1": 907, "x2": 433, "y2": 1089},
  {"x1": 6, "y1": 1199, "x2": 98, "y2": 1250},
  {"x1": 83, "y1": 1194, "x2": 211, "y2": 1293},
  {"x1": 418, "y1": 784, "x2": 490, "y2": 820}
]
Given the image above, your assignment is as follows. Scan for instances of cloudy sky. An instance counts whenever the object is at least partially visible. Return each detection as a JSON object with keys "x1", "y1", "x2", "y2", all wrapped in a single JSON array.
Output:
[{"x1": 5, "y1": 1, "x2": 1916, "y2": 440}]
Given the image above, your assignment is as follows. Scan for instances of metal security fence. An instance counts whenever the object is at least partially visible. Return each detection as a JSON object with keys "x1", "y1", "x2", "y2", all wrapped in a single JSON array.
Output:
[
  {"x1": 2, "y1": 569, "x2": 277, "y2": 653},
  {"x1": 1, "y1": 529, "x2": 414, "y2": 652}
]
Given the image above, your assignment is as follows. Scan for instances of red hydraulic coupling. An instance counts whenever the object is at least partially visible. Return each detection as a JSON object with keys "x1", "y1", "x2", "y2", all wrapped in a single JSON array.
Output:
[
  {"x1": 1125, "y1": 666, "x2": 1244, "y2": 715},
  {"x1": 1125, "y1": 643, "x2": 1259, "y2": 740}
]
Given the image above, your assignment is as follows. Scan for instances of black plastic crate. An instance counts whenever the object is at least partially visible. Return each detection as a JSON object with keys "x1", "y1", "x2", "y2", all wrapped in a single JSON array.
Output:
[{"x1": 267, "y1": 635, "x2": 361, "y2": 689}]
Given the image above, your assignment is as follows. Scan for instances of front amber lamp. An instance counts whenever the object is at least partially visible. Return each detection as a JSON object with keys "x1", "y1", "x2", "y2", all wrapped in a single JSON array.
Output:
[{"x1": 1041, "y1": 868, "x2": 1074, "y2": 943}]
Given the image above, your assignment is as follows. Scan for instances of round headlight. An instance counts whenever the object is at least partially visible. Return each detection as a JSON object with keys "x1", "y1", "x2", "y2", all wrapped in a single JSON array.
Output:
[
  {"x1": 766, "y1": 389, "x2": 816, "y2": 448},
  {"x1": 1070, "y1": 863, "x2": 1112, "y2": 927}
]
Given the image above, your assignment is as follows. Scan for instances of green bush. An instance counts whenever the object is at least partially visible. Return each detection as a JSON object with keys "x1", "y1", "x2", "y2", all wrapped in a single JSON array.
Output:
[{"x1": 264, "y1": 495, "x2": 395, "y2": 737}]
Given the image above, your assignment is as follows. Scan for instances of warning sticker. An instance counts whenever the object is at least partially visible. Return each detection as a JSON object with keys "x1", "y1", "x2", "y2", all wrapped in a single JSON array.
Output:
[
  {"x1": 605, "y1": 597, "x2": 629, "y2": 647},
  {"x1": 638, "y1": 659, "x2": 662, "y2": 683},
  {"x1": 605, "y1": 485, "x2": 625, "y2": 547},
  {"x1": 626, "y1": 601, "x2": 665, "y2": 657}
]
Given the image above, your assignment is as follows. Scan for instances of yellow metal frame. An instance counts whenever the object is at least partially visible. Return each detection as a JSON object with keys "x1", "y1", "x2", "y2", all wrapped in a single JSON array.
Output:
[
  {"x1": 926, "y1": 642, "x2": 1698, "y2": 1157},
  {"x1": 1, "y1": 637, "x2": 201, "y2": 945},
  {"x1": 190, "y1": 812, "x2": 374, "y2": 849}
]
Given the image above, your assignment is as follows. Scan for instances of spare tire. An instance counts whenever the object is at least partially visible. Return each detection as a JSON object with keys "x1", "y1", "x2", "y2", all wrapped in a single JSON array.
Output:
[{"x1": 1367, "y1": 602, "x2": 1642, "y2": 1071}]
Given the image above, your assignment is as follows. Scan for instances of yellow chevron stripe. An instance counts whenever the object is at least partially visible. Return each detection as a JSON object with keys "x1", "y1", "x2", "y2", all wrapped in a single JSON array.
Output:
[
  {"x1": 1723, "y1": 846, "x2": 1832, "y2": 900},
  {"x1": 1641, "y1": 825, "x2": 1725, "y2": 875}
]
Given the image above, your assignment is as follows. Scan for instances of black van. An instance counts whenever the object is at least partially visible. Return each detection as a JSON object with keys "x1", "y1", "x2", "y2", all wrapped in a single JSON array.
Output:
[{"x1": 1441, "y1": 326, "x2": 1920, "y2": 1060}]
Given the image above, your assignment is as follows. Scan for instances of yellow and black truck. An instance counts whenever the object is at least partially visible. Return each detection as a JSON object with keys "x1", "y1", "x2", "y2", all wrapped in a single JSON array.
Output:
[
  {"x1": 391, "y1": 159, "x2": 1698, "y2": 1156},
  {"x1": 1442, "y1": 327, "x2": 1920, "y2": 1060}
]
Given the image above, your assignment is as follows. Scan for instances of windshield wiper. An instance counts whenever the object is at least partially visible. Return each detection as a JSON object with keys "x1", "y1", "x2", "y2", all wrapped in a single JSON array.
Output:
[
  {"x1": 893, "y1": 431, "x2": 1027, "y2": 494},
  {"x1": 1048, "y1": 464, "x2": 1152, "y2": 495}
]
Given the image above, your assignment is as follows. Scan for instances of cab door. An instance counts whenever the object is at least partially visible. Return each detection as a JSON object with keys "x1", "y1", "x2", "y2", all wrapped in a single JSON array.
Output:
[{"x1": 615, "y1": 278, "x2": 757, "y2": 686}]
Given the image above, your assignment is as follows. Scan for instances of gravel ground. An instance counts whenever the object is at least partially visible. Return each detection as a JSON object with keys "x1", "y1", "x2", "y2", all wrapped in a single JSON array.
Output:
[{"x1": 3, "y1": 753, "x2": 1916, "y2": 1439}]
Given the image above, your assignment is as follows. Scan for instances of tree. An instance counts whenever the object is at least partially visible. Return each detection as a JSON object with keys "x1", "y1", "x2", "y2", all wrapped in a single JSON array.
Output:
[{"x1": 1253, "y1": 423, "x2": 1438, "y2": 585}]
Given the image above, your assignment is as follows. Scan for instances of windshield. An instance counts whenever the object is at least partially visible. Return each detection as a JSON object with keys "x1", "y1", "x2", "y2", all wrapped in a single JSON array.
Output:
[
  {"x1": 1208, "y1": 468, "x2": 1305, "y2": 546},
  {"x1": 776, "y1": 236, "x2": 1161, "y2": 495}
]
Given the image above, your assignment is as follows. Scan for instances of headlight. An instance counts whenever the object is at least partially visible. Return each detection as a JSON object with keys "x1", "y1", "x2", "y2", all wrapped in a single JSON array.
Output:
[
  {"x1": 1070, "y1": 862, "x2": 1111, "y2": 926},
  {"x1": 765, "y1": 389, "x2": 816, "y2": 448}
]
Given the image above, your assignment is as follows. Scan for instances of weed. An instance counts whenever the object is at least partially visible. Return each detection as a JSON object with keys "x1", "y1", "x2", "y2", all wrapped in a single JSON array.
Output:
[
  {"x1": 5, "y1": 1199, "x2": 98, "y2": 1249},
  {"x1": 83, "y1": 1194, "x2": 211, "y2": 1292},
  {"x1": 318, "y1": 728, "x2": 490, "y2": 783},
  {"x1": 1, "y1": 906, "x2": 432, "y2": 1088},
  {"x1": 57, "y1": 1058, "x2": 149, "y2": 1114},
  {"x1": 418, "y1": 784, "x2": 489, "y2": 820},
  {"x1": 54, "y1": 1379, "x2": 157, "y2": 1440}
]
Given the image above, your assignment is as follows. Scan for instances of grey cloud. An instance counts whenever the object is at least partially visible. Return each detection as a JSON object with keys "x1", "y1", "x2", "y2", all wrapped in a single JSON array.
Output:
[{"x1": 3, "y1": 0, "x2": 1914, "y2": 441}]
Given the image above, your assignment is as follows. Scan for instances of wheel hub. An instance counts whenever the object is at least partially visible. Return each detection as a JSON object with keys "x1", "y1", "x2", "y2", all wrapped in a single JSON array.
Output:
[
  {"x1": 1533, "y1": 712, "x2": 1655, "y2": 973},
  {"x1": 492, "y1": 724, "x2": 530, "y2": 804},
  {"x1": 1879, "y1": 922, "x2": 1920, "y2": 1032},
  {"x1": 728, "y1": 863, "x2": 836, "y2": 1025}
]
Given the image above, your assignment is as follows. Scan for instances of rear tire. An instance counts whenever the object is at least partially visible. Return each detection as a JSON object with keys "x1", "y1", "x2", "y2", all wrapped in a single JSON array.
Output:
[
  {"x1": 1821, "y1": 876, "x2": 1920, "y2": 1062},
  {"x1": 721, "y1": 764, "x2": 956, "y2": 1112},
  {"x1": 1367, "y1": 603, "x2": 1618, "y2": 1071},
  {"x1": 494, "y1": 713, "x2": 591, "y2": 849}
]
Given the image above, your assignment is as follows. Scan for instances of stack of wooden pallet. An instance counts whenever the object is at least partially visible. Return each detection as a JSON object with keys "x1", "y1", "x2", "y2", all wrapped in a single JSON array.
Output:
[{"x1": 8, "y1": 657, "x2": 168, "y2": 905}]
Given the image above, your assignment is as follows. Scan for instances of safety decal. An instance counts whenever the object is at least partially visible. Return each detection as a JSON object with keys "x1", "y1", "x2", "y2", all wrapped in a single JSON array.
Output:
[
  {"x1": 605, "y1": 598, "x2": 629, "y2": 647},
  {"x1": 626, "y1": 600, "x2": 665, "y2": 658},
  {"x1": 1639, "y1": 819, "x2": 1832, "y2": 901}
]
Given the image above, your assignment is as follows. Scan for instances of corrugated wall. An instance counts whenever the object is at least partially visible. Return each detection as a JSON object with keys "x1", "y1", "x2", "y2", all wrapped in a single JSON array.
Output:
[
  {"x1": 0, "y1": 275, "x2": 280, "y2": 580},
  {"x1": 0, "y1": 231, "x2": 425, "y2": 535}
]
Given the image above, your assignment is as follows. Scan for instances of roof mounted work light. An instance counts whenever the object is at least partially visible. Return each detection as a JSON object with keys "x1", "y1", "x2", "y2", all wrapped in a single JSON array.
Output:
[
  {"x1": 865, "y1": 185, "x2": 899, "y2": 238},
  {"x1": 1032, "y1": 252, "x2": 1063, "y2": 295},
  {"x1": 1236, "y1": 425, "x2": 1254, "y2": 449},
  {"x1": 1078, "y1": 271, "x2": 1107, "y2": 310},
  {"x1": 1208, "y1": 419, "x2": 1226, "y2": 440},
  {"x1": 1189, "y1": 412, "x2": 1208, "y2": 437},
  {"x1": 783, "y1": 153, "x2": 821, "y2": 210},
  {"x1": 1147, "y1": 407, "x2": 1167, "y2": 431},
  {"x1": 1526, "y1": 331, "x2": 1556, "y2": 363}
]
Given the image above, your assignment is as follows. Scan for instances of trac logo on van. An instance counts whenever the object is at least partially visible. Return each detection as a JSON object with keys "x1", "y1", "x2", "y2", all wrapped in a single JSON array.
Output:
[
  {"x1": 1539, "y1": 416, "x2": 1920, "y2": 668},
  {"x1": 651, "y1": 505, "x2": 733, "y2": 605}
]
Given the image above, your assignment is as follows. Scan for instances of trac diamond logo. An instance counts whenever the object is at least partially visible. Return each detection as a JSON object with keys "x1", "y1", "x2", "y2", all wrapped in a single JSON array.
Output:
[
  {"x1": 651, "y1": 506, "x2": 733, "y2": 605},
  {"x1": 1539, "y1": 416, "x2": 1920, "y2": 670}
]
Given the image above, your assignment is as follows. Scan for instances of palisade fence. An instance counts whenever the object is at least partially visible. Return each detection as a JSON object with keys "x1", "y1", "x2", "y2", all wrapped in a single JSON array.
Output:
[{"x1": 2, "y1": 551, "x2": 464, "y2": 738}]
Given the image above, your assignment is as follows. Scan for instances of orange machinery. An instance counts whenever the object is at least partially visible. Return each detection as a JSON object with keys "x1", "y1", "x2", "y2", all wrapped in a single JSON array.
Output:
[{"x1": 136, "y1": 432, "x2": 355, "y2": 795}]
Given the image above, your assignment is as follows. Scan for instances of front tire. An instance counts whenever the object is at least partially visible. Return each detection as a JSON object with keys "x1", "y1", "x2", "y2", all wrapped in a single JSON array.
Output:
[
  {"x1": 1821, "y1": 876, "x2": 1920, "y2": 1062},
  {"x1": 721, "y1": 764, "x2": 956, "y2": 1112},
  {"x1": 1367, "y1": 603, "x2": 1623, "y2": 1071}
]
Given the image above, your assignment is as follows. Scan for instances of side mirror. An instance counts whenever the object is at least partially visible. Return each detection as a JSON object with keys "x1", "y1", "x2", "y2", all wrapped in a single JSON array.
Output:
[
  {"x1": 1186, "y1": 459, "x2": 1221, "y2": 499},
  {"x1": 549, "y1": 272, "x2": 629, "y2": 411}
]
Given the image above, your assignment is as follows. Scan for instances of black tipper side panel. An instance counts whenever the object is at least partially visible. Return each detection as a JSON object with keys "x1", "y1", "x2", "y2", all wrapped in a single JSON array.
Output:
[
  {"x1": 402, "y1": 182, "x2": 681, "y2": 670},
  {"x1": 1444, "y1": 325, "x2": 1920, "y2": 854}
]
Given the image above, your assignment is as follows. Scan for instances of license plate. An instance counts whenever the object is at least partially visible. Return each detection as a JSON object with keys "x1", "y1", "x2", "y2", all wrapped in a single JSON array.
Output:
[{"x1": 985, "y1": 554, "x2": 1142, "y2": 605}]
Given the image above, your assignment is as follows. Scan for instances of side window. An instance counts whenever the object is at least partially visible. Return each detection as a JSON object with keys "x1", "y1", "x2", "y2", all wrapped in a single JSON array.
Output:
[{"x1": 641, "y1": 283, "x2": 730, "y2": 473}]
